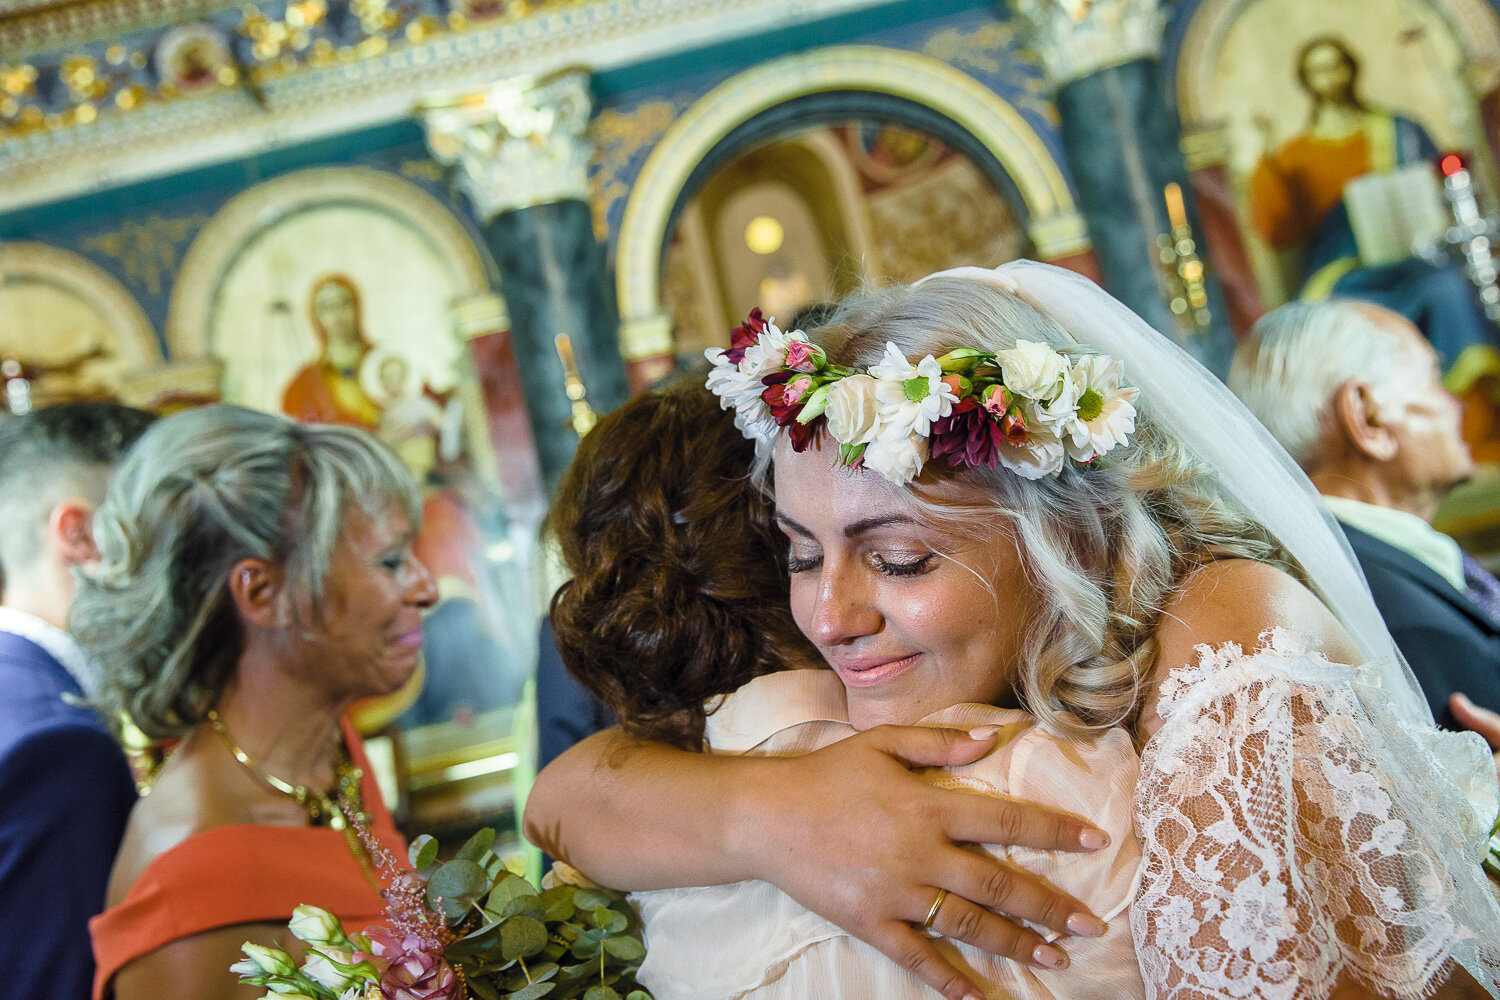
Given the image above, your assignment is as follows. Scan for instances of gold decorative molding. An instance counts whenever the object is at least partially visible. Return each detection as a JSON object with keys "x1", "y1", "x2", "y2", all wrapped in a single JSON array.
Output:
[
  {"x1": 78, "y1": 211, "x2": 208, "y2": 297},
  {"x1": 614, "y1": 44, "x2": 1085, "y2": 359},
  {"x1": 0, "y1": 0, "x2": 895, "y2": 213},
  {"x1": 1008, "y1": 0, "x2": 1164, "y2": 89},
  {"x1": 419, "y1": 67, "x2": 593, "y2": 222}
]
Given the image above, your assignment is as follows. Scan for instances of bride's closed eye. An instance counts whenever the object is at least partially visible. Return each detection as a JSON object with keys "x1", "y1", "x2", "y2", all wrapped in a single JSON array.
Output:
[{"x1": 869, "y1": 552, "x2": 937, "y2": 578}]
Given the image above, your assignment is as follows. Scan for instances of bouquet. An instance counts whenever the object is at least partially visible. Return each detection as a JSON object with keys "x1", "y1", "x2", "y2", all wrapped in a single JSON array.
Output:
[{"x1": 232, "y1": 825, "x2": 654, "y2": 1000}]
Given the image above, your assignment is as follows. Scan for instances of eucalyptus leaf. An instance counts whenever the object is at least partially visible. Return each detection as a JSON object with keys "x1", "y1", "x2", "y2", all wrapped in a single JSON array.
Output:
[
  {"x1": 409, "y1": 834, "x2": 439, "y2": 871},
  {"x1": 573, "y1": 888, "x2": 613, "y2": 910},
  {"x1": 499, "y1": 915, "x2": 549, "y2": 960},
  {"x1": 428, "y1": 858, "x2": 489, "y2": 903},
  {"x1": 626, "y1": 992, "x2": 652, "y2": 1000},
  {"x1": 468, "y1": 977, "x2": 502, "y2": 1000},
  {"x1": 509, "y1": 982, "x2": 557, "y2": 1000},
  {"x1": 571, "y1": 936, "x2": 602, "y2": 960},
  {"x1": 583, "y1": 987, "x2": 622, "y2": 1000},
  {"x1": 602, "y1": 936, "x2": 645, "y2": 963},
  {"x1": 457, "y1": 827, "x2": 497, "y2": 864},
  {"x1": 504, "y1": 894, "x2": 549, "y2": 921},
  {"x1": 539, "y1": 887, "x2": 577, "y2": 922},
  {"x1": 486, "y1": 872, "x2": 539, "y2": 913},
  {"x1": 527, "y1": 961, "x2": 560, "y2": 983}
]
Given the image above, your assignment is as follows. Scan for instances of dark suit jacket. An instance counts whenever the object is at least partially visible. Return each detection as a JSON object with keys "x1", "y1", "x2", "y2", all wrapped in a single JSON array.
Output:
[
  {"x1": 0, "y1": 630, "x2": 136, "y2": 1000},
  {"x1": 1340, "y1": 522, "x2": 1500, "y2": 730},
  {"x1": 534, "y1": 616, "x2": 614, "y2": 773}
]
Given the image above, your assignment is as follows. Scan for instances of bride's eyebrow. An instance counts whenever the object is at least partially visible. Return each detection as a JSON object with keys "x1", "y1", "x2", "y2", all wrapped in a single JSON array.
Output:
[{"x1": 775, "y1": 512, "x2": 920, "y2": 539}]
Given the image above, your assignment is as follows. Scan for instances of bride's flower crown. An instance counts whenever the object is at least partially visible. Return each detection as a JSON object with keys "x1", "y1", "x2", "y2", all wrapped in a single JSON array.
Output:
[{"x1": 704, "y1": 308, "x2": 1140, "y2": 484}]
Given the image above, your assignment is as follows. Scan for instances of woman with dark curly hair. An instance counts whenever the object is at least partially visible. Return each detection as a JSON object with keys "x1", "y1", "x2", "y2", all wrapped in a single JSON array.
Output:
[{"x1": 546, "y1": 372, "x2": 820, "y2": 750}]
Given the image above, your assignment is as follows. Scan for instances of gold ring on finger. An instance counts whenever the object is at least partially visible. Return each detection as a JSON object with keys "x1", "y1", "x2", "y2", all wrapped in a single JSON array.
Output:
[{"x1": 922, "y1": 888, "x2": 949, "y2": 930}]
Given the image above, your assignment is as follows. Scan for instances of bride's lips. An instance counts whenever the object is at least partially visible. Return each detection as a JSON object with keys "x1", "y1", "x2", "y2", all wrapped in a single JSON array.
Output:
[
  {"x1": 830, "y1": 653, "x2": 920, "y2": 689},
  {"x1": 393, "y1": 626, "x2": 423, "y2": 648}
]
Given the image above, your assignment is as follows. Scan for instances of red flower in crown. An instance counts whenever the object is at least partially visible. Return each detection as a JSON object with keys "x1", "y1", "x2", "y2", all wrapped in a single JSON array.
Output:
[
  {"x1": 724, "y1": 308, "x2": 769, "y2": 365},
  {"x1": 761, "y1": 372, "x2": 819, "y2": 451},
  {"x1": 930, "y1": 398, "x2": 1006, "y2": 470}
]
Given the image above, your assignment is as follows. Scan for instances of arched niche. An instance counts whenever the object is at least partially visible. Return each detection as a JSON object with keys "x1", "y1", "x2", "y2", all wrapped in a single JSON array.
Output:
[{"x1": 615, "y1": 45, "x2": 1087, "y2": 360}]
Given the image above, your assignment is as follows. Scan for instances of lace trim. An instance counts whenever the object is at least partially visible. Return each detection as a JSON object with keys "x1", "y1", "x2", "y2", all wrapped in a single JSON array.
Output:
[{"x1": 1134, "y1": 629, "x2": 1500, "y2": 1000}]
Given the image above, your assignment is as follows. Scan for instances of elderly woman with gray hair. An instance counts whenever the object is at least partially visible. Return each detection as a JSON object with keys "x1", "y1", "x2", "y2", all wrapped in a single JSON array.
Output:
[{"x1": 73, "y1": 406, "x2": 436, "y2": 1000}]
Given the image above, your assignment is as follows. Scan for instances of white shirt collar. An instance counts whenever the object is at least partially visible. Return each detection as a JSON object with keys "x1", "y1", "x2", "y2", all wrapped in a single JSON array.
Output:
[
  {"x1": 1323, "y1": 496, "x2": 1467, "y2": 593},
  {"x1": 0, "y1": 606, "x2": 100, "y2": 698}
]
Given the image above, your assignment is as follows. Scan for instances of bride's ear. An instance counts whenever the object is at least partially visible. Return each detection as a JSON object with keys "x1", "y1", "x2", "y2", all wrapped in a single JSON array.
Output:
[
  {"x1": 228, "y1": 558, "x2": 288, "y2": 629},
  {"x1": 1331, "y1": 379, "x2": 1398, "y2": 462}
]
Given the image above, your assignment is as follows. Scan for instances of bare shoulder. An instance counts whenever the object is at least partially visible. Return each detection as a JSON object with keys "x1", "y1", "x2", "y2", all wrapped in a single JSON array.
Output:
[
  {"x1": 106, "y1": 737, "x2": 269, "y2": 906},
  {"x1": 1138, "y1": 560, "x2": 1362, "y2": 739}
]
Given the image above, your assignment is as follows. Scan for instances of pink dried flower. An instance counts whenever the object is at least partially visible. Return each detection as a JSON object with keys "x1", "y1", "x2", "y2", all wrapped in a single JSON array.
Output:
[
  {"x1": 348, "y1": 805, "x2": 447, "y2": 951},
  {"x1": 364, "y1": 928, "x2": 463, "y2": 1000}
]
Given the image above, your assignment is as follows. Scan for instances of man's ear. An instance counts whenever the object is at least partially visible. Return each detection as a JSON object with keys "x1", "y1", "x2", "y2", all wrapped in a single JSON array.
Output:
[
  {"x1": 1331, "y1": 379, "x2": 1398, "y2": 462},
  {"x1": 49, "y1": 500, "x2": 99, "y2": 568},
  {"x1": 228, "y1": 558, "x2": 287, "y2": 630}
]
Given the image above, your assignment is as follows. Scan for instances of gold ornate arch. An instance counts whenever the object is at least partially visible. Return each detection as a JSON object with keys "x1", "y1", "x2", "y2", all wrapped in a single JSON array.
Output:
[{"x1": 614, "y1": 44, "x2": 1087, "y2": 360}]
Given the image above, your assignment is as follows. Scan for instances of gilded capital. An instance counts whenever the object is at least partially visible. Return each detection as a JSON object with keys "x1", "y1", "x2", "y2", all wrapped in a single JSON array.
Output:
[
  {"x1": 419, "y1": 68, "x2": 594, "y2": 222},
  {"x1": 1007, "y1": 0, "x2": 1163, "y2": 89}
]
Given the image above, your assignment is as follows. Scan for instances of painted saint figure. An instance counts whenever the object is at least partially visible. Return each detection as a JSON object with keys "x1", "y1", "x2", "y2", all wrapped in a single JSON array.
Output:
[
  {"x1": 280, "y1": 274, "x2": 382, "y2": 429},
  {"x1": 1248, "y1": 35, "x2": 1495, "y2": 361}
]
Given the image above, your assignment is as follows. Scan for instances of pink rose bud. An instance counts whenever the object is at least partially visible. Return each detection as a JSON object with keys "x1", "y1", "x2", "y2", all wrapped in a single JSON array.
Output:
[
  {"x1": 785, "y1": 374, "x2": 814, "y2": 404},
  {"x1": 982, "y1": 384, "x2": 1010, "y2": 417},
  {"x1": 941, "y1": 374, "x2": 964, "y2": 396},
  {"x1": 785, "y1": 340, "x2": 820, "y2": 373}
]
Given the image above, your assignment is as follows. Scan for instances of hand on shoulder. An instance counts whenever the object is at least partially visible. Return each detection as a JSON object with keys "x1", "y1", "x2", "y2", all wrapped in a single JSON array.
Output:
[{"x1": 1139, "y1": 560, "x2": 1363, "y2": 739}]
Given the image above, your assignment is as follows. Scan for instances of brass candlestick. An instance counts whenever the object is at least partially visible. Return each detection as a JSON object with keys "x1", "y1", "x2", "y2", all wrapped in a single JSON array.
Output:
[
  {"x1": 554, "y1": 333, "x2": 598, "y2": 437},
  {"x1": 1156, "y1": 182, "x2": 1212, "y2": 337}
]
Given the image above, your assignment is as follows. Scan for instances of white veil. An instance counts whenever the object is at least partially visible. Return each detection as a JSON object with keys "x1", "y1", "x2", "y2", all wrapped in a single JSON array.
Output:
[{"x1": 917, "y1": 260, "x2": 1434, "y2": 727}]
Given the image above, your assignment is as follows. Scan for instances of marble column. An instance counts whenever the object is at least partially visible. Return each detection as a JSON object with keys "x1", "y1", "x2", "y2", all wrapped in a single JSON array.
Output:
[
  {"x1": 421, "y1": 70, "x2": 629, "y2": 493},
  {"x1": 1010, "y1": 0, "x2": 1233, "y2": 374}
]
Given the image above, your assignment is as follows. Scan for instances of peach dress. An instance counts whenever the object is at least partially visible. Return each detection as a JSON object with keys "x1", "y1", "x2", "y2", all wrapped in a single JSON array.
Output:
[{"x1": 630, "y1": 669, "x2": 1145, "y2": 1000}]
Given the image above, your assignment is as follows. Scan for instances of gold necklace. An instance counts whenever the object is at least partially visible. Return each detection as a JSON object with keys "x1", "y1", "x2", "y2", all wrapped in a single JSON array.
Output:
[
  {"x1": 206, "y1": 709, "x2": 367, "y2": 831},
  {"x1": 206, "y1": 709, "x2": 379, "y2": 887}
]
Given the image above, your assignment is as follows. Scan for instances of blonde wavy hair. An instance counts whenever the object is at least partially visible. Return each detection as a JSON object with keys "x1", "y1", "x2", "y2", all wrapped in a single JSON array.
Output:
[
  {"x1": 807, "y1": 277, "x2": 1300, "y2": 734},
  {"x1": 70, "y1": 405, "x2": 421, "y2": 741}
]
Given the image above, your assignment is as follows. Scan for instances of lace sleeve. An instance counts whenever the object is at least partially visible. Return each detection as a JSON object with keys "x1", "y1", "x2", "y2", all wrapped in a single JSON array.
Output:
[{"x1": 1134, "y1": 629, "x2": 1500, "y2": 1000}]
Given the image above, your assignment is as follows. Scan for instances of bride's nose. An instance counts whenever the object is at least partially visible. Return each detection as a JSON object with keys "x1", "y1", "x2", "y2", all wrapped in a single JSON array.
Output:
[{"x1": 806, "y1": 560, "x2": 882, "y2": 647}]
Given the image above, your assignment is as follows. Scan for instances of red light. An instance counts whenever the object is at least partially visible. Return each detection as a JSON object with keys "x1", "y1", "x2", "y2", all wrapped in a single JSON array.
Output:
[{"x1": 1441, "y1": 153, "x2": 1466, "y2": 176}]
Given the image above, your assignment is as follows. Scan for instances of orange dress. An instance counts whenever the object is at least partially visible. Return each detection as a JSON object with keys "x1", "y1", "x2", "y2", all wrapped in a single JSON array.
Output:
[{"x1": 90, "y1": 720, "x2": 406, "y2": 999}]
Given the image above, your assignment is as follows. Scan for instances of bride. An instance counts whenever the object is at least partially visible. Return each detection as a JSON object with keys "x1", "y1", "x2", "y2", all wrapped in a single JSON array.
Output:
[{"x1": 527, "y1": 261, "x2": 1500, "y2": 999}]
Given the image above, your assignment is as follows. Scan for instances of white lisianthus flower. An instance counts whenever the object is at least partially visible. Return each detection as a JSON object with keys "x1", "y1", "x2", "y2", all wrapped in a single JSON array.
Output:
[
  {"x1": 1063, "y1": 354, "x2": 1140, "y2": 462},
  {"x1": 862, "y1": 430, "x2": 929, "y2": 484},
  {"x1": 870, "y1": 344, "x2": 958, "y2": 438},
  {"x1": 288, "y1": 905, "x2": 345, "y2": 947},
  {"x1": 997, "y1": 340, "x2": 1067, "y2": 400},
  {"x1": 705, "y1": 350, "x2": 779, "y2": 447},
  {"x1": 1025, "y1": 371, "x2": 1082, "y2": 439},
  {"x1": 238, "y1": 942, "x2": 297, "y2": 977},
  {"x1": 303, "y1": 948, "x2": 359, "y2": 991},
  {"x1": 825, "y1": 374, "x2": 881, "y2": 446},
  {"x1": 996, "y1": 428, "x2": 1065, "y2": 480}
]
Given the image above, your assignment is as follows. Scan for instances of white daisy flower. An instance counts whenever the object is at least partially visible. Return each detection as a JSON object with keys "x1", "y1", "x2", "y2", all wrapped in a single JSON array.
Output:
[
  {"x1": 1063, "y1": 354, "x2": 1140, "y2": 462},
  {"x1": 705, "y1": 348, "x2": 779, "y2": 447},
  {"x1": 870, "y1": 343, "x2": 959, "y2": 439}
]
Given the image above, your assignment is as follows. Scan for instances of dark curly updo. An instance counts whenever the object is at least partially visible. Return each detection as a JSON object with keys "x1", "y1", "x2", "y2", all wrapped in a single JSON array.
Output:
[{"x1": 547, "y1": 374, "x2": 819, "y2": 749}]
